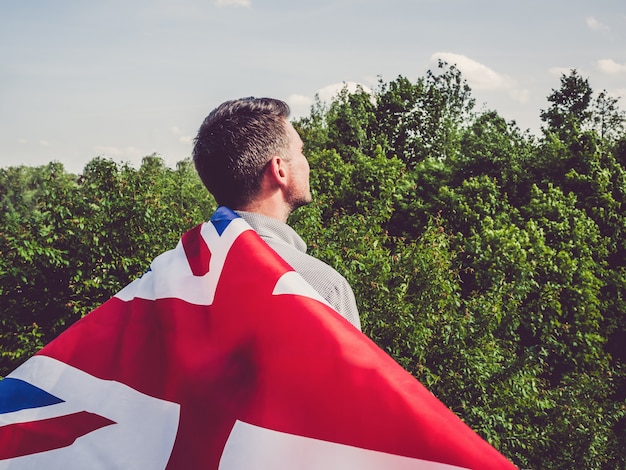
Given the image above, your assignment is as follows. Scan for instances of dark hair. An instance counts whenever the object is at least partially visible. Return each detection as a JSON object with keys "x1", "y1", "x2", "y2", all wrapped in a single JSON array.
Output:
[{"x1": 192, "y1": 97, "x2": 291, "y2": 208}]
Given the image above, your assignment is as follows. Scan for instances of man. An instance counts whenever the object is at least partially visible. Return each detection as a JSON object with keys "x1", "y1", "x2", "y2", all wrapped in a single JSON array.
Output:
[{"x1": 192, "y1": 97, "x2": 361, "y2": 330}]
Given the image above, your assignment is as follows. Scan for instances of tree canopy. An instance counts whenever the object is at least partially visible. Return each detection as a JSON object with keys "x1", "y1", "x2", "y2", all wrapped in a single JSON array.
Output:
[{"x1": 2, "y1": 65, "x2": 626, "y2": 468}]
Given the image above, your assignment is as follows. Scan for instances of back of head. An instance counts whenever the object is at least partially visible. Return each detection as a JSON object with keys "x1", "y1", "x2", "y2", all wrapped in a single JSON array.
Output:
[{"x1": 192, "y1": 97, "x2": 291, "y2": 208}]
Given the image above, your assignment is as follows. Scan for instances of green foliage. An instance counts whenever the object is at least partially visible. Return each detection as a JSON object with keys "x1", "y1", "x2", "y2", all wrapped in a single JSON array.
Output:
[
  {"x1": 0, "y1": 156, "x2": 214, "y2": 375},
  {"x1": 541, "y1": 69, "x2": 593, "y2": 142},
  {"x1": 592, "y1": 90, "x2": 626, "y2": 149},
  {"x1": 2, "y1": 64, "x2": 626, "y2": 467}
]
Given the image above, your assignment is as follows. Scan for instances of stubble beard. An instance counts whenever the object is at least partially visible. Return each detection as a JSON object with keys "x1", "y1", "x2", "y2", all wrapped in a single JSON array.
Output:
[{"x1": 286, "y1": 186, "x2": 313, "y2": 214}]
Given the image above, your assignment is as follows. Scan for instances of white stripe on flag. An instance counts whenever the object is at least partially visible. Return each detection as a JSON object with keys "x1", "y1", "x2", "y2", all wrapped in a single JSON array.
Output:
[
  {"x1": 116, "y1": 218, "x2": 250, "y2": 305},
  {"x1": 272, "y1": 271, "x2": 332, "y2": 308},
  {"x1": 1, "y1": 356, "x2": 180, "y2": 470},
  {"x1": 219, "y1": 420, "x2": 469, "y2": 470}
]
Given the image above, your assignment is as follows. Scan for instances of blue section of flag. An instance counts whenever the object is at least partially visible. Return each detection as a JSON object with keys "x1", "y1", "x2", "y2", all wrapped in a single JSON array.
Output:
[
  {"x1": 210, "y1": 206, "x2": 239, "y2": 236},
  {"x1": 0, "y1": 377, "x2": 64, "y2": 414}
]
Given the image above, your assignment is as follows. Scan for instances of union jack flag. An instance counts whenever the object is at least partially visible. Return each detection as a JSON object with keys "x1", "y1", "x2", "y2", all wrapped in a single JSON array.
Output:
[{"x1": 0, "y1": 207, "x2": 516, "y2": 469}]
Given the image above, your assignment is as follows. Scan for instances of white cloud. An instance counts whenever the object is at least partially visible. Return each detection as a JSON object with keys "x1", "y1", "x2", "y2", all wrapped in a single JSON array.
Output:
[
  {"x1": 215, "y1": 0, "x2": 251, "y2": 7},
  {"x1": 170, "y1": 126, "x2": 193, "y2": 144},
  {"x1": 39, "y1": 140, "x2": 52, "y2": 148},
  {"x1": 431, "y1": 52, "x2": 509, "y2": 90},
  {"x1": 317, "y1": 81, "x2": 372, "y2": 103},
  {"x1": 18, "y1": 138, "x2": 28, "y2": 144},
  {"x1": 287, "y1": 83, "x2": 373, "y2": 118},
  {"x1": 598, "y1": 59, "x2": 626, "y2": 75},
  {"x1": 287, "y1": 94, "x2": 314, "y2": 117},
  {"x1": 586, "y1": 16, "x2": 610, "y2": 33},
  {"x1": 430, "y1": 52, "x2": 529, "y2": 103},
  {"x1": 549, "y1": 66, "x2": 575, "y2": 77},
  {"x1": 288, "y1": 94, "x2": 314, "y2": 108}
]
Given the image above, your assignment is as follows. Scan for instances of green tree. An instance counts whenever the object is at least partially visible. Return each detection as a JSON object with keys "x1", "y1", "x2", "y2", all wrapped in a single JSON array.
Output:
[
  {"x1": 374, "y1": 61, "x2": 475, "y2": 166},
  {"x1": 453, "y1": 111, "x2": 536, "y2": 205},
  {"x1": 540, "y1": 69, "x2": 593, "y2": 142},
  {"x1": 591, "y1": 90, "x2": 626, "y2": 151},
  {"x1": 0, "y1": 163, "x2": 79, "y2": 372}
]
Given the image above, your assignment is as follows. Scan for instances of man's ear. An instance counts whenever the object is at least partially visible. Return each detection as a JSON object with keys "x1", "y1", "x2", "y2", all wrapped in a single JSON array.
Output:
[{"x1": 265, "y1": 155, "x2": 288, "y2": 187}]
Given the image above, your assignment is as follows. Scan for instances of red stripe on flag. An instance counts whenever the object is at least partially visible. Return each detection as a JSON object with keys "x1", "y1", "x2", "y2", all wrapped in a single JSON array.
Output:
[
  {"x1": 181, "y1": 224, "x2": 211, "y2": 276},
  {"x1": 0, "y1": 411, "x2": 116, "y2": 460}
]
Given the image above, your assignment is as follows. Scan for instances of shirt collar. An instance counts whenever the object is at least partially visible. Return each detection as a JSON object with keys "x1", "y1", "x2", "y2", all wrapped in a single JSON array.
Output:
[{"x1": 234, "y1": 211, "x2": 308, "y2": 253}]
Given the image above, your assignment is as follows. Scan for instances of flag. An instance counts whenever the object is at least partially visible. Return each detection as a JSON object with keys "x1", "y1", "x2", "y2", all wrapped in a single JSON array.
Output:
[{"x1": 0, "y1": 207, "x2": 517, "y2": 469}]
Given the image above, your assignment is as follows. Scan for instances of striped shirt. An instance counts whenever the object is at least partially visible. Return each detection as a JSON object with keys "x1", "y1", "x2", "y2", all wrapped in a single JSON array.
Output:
[{"x1": 236, "y1": 211, "x2": 361, "y2": 331}]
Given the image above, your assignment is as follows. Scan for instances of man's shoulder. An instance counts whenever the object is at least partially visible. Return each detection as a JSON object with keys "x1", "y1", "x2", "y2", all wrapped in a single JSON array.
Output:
[{"x1": 235, "y1": 210, "x2": 361, "y2": 330}]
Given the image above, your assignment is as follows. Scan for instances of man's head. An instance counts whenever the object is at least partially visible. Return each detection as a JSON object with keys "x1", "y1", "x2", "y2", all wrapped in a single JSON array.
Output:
[{"x1": 193, "y1": 97, "x2": 310, "y2": 212}]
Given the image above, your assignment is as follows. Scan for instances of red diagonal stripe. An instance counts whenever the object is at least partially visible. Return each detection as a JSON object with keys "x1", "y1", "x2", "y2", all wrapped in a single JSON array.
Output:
[
  {"x1": 0, "y1": 411, "x2": 116, "y2": 460},
  {"x1": 181, "y1": 224, "x2": 211, "y2": 276}
]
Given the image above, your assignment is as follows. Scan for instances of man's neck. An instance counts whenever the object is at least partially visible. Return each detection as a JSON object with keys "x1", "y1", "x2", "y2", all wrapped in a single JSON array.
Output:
[{"x1": 235, "y1": 200, "x2": 291, "y2": 224}]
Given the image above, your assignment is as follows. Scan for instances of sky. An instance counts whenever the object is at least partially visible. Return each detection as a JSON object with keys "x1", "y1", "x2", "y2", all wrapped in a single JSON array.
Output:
[{"x1": 1, "y1": 0, "x2": 625, "y2": 174}]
